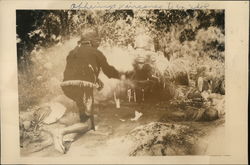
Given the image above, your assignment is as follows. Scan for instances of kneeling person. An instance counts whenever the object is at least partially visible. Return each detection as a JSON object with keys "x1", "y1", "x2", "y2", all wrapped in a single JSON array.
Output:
[{"x1": 55, "y1": 31, "x2": 122, "y2": 153}]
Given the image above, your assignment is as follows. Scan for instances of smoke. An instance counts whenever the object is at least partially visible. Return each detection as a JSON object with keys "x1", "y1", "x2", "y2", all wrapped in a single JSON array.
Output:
[
  {"x1": 25, "y1": 35, "x2": 177, "y2": 106},
  {"x1": 95, "y1": 43, "x2": 184, "y2": 102},
  {"x1": 26, "y1": 37, "x2": 80, "y2": 105},
  {"x1": 26, "y1": 37, "x2": 138, "y2": 105},
  {"x1": 99, "y1": 44, "x2": 136, "y2": 72},
  {"x1": 95, "y1": 44, "x2": 136, "y2": 102}
]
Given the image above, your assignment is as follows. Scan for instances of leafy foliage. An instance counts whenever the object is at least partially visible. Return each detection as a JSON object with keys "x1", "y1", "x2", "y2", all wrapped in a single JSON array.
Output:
[{"x1": 17, "y1": 10, "x2": 225, "y2": 111}]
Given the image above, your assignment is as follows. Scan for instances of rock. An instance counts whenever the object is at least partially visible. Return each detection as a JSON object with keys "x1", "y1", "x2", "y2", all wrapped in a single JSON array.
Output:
[
  {"x1": 20, "y1": 110, "x2": 36, "y2": 122},
  {"x1": 208, "y1": 94, "x2": 225, "y2": 117},
  {"x1": 58, "y1": 112, "x2": 80, "y2": 126},
  {"x1": 52, "y1": 95, "x2": 76, "y2": 112},
  {"x1": 23, "y1": 120, "x2": 31, "y2": 130},
  {"x1": 43, "y1": 102, "x2": 66, "y2": 124},
  {"x1": 203, "y1": 108, "x2": 219, "y2": 121},
  {"x1": 127, "y1": 122, "x2": 201, "y2": 156},
  {"x1": 164, "y1": 146, "x2": 176, "y2": 155},
  {"x1": 185, "y1": 107, "x2": 219, "y2": 122},
  {"x1": 150, "y1": 144, "x2": 165, "y2": 155}
]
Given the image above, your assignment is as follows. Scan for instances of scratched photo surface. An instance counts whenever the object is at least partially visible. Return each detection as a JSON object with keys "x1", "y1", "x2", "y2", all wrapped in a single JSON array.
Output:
[{"x1": 17, "y1": 10, "x2": 225, "y2": 156}]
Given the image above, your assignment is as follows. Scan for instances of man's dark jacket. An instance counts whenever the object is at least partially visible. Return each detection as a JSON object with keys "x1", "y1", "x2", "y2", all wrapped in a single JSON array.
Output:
[{"x1": 63, "y1": 45, "x2": 120, "y2": 83}]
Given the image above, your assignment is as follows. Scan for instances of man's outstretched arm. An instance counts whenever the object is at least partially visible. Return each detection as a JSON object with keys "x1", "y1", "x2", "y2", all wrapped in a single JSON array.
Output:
[{"x1": 95, "y1": 51, "x2": 120, "y2": 79}]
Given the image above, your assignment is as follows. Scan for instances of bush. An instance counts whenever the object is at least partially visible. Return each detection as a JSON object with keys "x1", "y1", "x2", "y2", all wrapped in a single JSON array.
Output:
[{"x1": 17, "y1": 10, "x2": 225, "y2": 110}]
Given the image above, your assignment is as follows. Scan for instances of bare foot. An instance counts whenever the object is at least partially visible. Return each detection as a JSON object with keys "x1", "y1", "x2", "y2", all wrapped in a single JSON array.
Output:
[{"x1": 52, "y1": 129, "x2": 65, "y2": 153}]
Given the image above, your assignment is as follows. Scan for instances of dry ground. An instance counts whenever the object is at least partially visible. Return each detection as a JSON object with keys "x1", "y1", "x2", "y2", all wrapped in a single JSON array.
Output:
[{"x1": 20, "y1": 98, "x2": 225, "y2": 157}]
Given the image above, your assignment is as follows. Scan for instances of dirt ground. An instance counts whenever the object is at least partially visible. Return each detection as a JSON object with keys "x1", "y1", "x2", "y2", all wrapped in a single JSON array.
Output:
[{"x1": 20, "y1": 98, "x2": 225, "y2": 157}]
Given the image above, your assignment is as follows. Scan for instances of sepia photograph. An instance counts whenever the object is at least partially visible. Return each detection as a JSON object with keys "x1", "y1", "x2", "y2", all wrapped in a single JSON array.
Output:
[{"x1": 16, "y1": 9, "x2": 227, "y2": 157}]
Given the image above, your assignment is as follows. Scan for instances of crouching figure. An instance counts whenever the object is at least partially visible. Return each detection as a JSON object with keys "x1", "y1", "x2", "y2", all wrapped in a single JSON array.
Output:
[{"x1": 54, "y1": 30, "x2": 123, "y2": 153}]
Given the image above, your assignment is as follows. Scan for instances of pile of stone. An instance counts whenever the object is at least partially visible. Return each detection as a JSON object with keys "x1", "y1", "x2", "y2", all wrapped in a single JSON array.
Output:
[{"x1": 127, "y1": 122, "x2": 202, "y2": 156}]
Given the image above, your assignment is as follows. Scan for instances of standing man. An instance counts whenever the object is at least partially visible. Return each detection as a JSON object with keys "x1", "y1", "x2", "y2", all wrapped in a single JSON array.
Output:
[{"x1": 53, "y1": 30, "x2": 124, "y2": 153}]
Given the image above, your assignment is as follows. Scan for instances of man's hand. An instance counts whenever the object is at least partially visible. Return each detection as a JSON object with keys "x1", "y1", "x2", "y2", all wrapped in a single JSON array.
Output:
[{"x1": 96, "y1": 78, "x2": 104, "y2": 91}]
